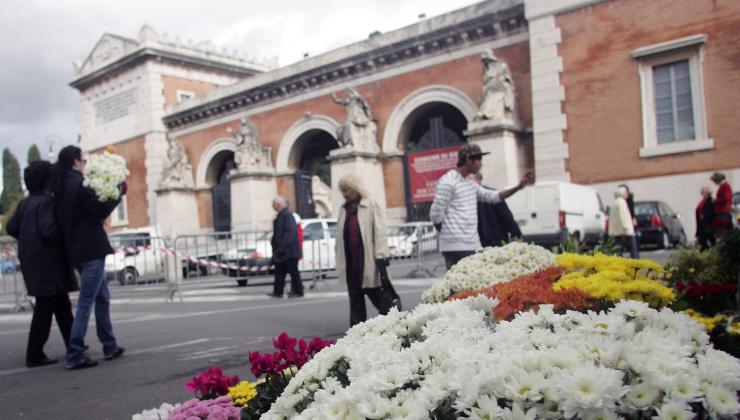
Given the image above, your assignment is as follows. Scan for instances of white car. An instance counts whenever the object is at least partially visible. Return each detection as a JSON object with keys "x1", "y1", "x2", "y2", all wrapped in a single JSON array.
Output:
[
  {"x1": 105, "y1": 227, "x2": 165, "y2": 285},
  {"x1": 222, "y1": 218, "x2": 338, "y2": 285},
  {"x1": 506, "y1": 181, "x2": 607, "y2": 249}
]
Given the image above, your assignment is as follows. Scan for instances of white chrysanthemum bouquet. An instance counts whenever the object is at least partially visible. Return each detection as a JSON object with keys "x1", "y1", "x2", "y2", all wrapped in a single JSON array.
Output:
[
  {"x1": 83, "y1": 150, "x2": 129, "y2": 202},
  {"x1": 264, "y1": 299, "x2": 740, "y2": 420},
  {"x1": 421, "y1": 242, "x2": 555, "y2": 303}
]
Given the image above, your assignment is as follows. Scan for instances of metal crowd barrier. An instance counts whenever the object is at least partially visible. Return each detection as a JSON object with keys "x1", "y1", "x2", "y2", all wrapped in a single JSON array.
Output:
[
  {"x1": 386, "y1": 222, "x2": 443, "y2": 278},
  {"x1": 166, "y1": 227, "x2": 338, "y2": 301},
  {"x1": 105, "y1": 233, "x2": 171, "y2": 289},
  {"x1": 0, "y1": 239, "x2": 31, "y2": 313}
]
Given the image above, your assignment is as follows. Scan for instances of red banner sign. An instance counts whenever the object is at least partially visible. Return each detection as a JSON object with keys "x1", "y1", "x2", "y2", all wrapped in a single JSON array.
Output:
[{"x1": 407, "y1": 145, "x2": 461, "y2": 203}]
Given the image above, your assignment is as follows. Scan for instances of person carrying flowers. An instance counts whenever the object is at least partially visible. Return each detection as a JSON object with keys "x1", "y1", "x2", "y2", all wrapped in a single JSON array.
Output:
[{"x1": 54, "y1": 145, "x2": 126, "y2": 370}]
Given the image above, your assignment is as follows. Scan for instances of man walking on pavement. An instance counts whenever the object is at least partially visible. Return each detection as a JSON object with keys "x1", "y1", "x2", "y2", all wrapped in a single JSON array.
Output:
[
  {"x1": 430, "y1": 144, "x2": 533, "y2": 270},
  {"x1": 267, "y1": 197, "x2": 303, "y2": 298}
]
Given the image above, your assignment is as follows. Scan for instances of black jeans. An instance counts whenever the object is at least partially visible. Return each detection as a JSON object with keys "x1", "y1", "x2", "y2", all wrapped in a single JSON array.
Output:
[
  {"x1": 273, "y1": 258, "x2": 302, "y2": 296},
  {"x1": 442, "y1": 251, "x2": 475, "y2": 270},
  {"x1": 27, "y1": 294, "x2": 73, "y2": 364}
]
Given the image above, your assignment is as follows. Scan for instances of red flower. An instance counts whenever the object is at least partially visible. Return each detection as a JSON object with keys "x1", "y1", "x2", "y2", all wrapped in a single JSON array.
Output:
[{"x1": 184, "y1": 366, "x2": 239, "y2": 400}]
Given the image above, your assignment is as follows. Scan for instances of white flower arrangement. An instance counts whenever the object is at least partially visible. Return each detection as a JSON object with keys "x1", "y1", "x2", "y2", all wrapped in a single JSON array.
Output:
[
  {"x1": 131, "y1": 402, "x2": 179, "y2": 420},
  {"x1": 83, "y1": 151, "x2": 129, "y2": 202},
  {"x1": 263, "y1": 299, "x2": 740, "y2": 419},
  {"x1": 421, "y1": 242, "x2": 555, "y2": 303}
]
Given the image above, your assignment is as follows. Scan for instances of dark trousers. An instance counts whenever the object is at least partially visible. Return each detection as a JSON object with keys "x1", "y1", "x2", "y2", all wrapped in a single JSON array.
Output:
[
  {"x1": 617, "y1": 235, "x2": 640, "y2": 259},
  {"x1": 273, "y1": 258, "x2": 302, "y2": 296},
  {"x1": 348, "y1": 287, "x2": 385, "y2": 326},
  {"x1": 442, "y1": 250, "x2": 475, "y2": 270},
  {"x1": 697, "y1": 230, "x2": 716, "y2": 251},
  {"x1": 27, "y1": 294, "x2": 73, "y2": 364}
]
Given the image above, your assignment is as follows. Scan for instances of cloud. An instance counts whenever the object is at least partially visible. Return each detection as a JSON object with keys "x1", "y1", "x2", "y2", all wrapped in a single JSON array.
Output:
[{"x1": 0, "y1": 0, "x2": 477, "y2": 176}]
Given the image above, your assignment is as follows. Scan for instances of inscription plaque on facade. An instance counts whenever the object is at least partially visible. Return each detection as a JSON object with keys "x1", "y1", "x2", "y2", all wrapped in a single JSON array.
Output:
[{"x1": 95, "y1": 88, "x2": 137, "y2": 124}]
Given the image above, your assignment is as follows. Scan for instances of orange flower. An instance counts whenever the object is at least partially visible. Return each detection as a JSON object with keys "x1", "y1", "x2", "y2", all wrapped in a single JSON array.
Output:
[
  {"x1": 448, "y1": 266, "x2": 594, "y2": 322},
  {"x1": 106, "y1": 145, "x2": 117, "y2": 153}
]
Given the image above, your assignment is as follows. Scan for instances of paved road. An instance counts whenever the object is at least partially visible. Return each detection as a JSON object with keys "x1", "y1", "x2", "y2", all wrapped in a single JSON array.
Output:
[{"x1": 0, "y1": 250, "x2": 673, "y2": 420}]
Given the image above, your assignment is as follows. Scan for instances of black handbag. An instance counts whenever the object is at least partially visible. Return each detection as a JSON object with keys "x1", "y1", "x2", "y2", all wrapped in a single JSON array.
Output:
[{"x1": 376, "y1": 263, "x2": 402, "y2": 314}]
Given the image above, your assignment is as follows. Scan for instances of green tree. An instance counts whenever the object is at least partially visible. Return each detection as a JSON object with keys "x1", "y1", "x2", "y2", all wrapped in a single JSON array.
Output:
[
  {"x1": 27, "y1": 144, "x2": 41, "y2": 164},
  {"x1": 0, "y1": 148, "x2": 22, "y2": 215}
]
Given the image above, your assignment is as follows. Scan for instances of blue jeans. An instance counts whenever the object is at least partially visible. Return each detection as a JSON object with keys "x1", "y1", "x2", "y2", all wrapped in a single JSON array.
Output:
[{"x1": 66, "y1": 259, "x2": 118, "y2": 365}]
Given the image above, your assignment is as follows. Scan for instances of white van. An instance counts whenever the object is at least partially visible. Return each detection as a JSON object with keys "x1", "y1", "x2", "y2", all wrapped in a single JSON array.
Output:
[{"x1": 505, "y1": 181, "x2": 607, "y2": 248}]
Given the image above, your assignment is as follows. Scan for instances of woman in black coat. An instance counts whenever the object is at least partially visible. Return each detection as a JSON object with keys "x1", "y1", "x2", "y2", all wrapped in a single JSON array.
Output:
[{"x1": 6, "y1": 161, "x2": 77, "y2": 368}]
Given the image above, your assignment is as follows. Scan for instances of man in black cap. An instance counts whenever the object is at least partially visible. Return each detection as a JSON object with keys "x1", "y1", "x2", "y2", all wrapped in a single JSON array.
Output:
[{"x1": 430, "y1": 143, "x2": 532, "y2": 269}]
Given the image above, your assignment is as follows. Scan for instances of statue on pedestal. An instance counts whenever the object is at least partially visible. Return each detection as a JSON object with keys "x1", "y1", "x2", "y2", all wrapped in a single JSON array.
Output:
[
  {"x1": 476, "y1": 50, "x2": 518, "y2": 123},
  {"x1": 231, "y1": 115, "x2": 271, "y2": 171},
  {"x1": 160, "y1": 134, "x2": 193, "y2": 188},
  {"x1": 331, "y1": 87, "x2": 378, "y2": 151}
]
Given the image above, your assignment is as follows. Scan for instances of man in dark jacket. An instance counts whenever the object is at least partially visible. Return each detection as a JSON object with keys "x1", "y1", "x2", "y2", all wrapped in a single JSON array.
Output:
[
  {"x1": 55, "y1": 146, "x2": 125, "y2": 370},
  {"x1": 469, "y1": 173, "x2": 522, "y2": 247},
  {"x1": 267, "y1": 196, "x2": 303, "y2": 298},
  {"x1": 6, "y1": 161, "x2": 76, "y2": 367}
]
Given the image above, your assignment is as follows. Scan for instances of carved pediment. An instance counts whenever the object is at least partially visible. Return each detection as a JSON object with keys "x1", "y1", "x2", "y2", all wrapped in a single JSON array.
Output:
[{"x1": 77, "y1": 34, "x2": 139, "y2": 76}]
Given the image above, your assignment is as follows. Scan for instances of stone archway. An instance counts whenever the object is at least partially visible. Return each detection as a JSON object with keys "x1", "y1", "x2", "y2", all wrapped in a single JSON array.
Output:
[
  {"x1": 382, "y1": 85, "x2": 476, "y2": 154},
  {"x1": 277, "y1": 116, "x2": 340, "y2": 217},
  {"x1": 195, "y1": 138, "x2": 237, "y2": 189}
]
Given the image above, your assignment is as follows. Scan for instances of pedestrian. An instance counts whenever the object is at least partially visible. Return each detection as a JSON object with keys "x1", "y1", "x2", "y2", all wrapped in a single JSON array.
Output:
[
  {"x1": 6, "y1": 161, "x2": 77, "y2": 368},
  {"x1": 54, "y1": 146, "x2": 125, "y2": 370},
  {"x1": 618, "y1": 183, "x2": 637, "y2": 228},
  {"x1": 430, "y1": 143, "x2": 532, "y2": 270},
  {"x1": 608, "y1": 186, "x2": 639, "y2": 259},
  {"x1": 335, "y1": 174, "x2": 389, "y2": 326},
  {"x1": 695, "y1": 186, "x2": 715, "y2": 251},
  {"x1": 267, "y1": 197, "x2": 303, "y2": 298},
  {"x1": 467, "y1": 172, "x2": 522, "y2": 247},
  {"x1": 710, "y1": 172, "x2": 733, "y2": 238}
]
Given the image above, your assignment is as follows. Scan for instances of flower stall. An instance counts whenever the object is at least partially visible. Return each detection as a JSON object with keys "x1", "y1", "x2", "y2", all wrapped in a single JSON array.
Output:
[{"x1": 132, "y1": 243, "x2": 740, "y2": 419}]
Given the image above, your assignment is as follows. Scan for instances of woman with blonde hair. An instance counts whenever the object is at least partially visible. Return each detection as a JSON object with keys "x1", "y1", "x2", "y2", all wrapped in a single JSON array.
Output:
[{"x1": 335, "y1": 174, "x2": 389, "y2": 326}]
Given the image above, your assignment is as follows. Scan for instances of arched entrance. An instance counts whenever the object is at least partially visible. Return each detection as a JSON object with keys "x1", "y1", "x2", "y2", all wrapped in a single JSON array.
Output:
[
  {"x1": 207, "y1": 150, "x2": 235, "y2": 232},
  {"x1": 402, "y1": 103, "x2": 468, "y2": 221},
  {"x1": 289, "y1": 128, "x2": 339, "y2": 218}
]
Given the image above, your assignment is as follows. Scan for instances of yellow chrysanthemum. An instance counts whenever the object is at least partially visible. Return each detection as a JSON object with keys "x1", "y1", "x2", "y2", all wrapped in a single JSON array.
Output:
[
  {"x1": 227, "y1": 380, "x2": 257, "y2": 407},
  {"x1": 554, "y1": 253, "x2": 672, "y2": 307}
]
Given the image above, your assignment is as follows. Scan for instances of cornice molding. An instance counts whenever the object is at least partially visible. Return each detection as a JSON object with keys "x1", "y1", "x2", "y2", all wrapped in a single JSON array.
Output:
[{"x1": 163, "y1": 3, "x2": 527, "y2": 130}]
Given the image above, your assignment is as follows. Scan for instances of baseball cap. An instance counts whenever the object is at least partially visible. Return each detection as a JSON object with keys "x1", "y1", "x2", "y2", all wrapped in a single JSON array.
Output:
[{"x1": 458, "y1": 144, "x2": 490, "y2": 163}]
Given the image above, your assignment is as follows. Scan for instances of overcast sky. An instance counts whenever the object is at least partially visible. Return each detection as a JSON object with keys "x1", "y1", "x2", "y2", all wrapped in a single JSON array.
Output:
[{"x1": 0, "y1": 0, "x2": 480, "y2": 192}]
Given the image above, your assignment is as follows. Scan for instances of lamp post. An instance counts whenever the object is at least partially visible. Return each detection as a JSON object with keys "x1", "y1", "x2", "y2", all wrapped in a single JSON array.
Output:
[{"x1": 45, "y1": 134, "x2": 64, "y2": 161}]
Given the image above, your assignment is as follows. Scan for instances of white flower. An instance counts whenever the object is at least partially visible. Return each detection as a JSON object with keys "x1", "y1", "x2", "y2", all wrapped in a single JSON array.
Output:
[
  {"x1": 83, "y1": 151, "x2": 129, "y2": 202},
  {"x1": 421, "y1": 243, "x2": 555, "y2": 303},
  {"x1": 131, "y1": 402, "x2": 178, "y2": 420},
  {"x1": 501, "y1": 402, "x2": 537, "y2": 420},
  {"x1": 625, "y1": 382, "x2": 660, "y2": 409},
  {"x1": 703, "y1": 385, "x2": 740, "y2": 416},
  {"x1": 652, "y1": 400, "x2": 694, "y2": 420}
]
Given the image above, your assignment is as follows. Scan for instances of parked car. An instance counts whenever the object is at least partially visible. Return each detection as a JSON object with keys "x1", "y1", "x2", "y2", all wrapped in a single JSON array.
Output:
[
  {"x1": 105, "y1": 227, "x2": 165, "y2": 285},
  {"x1": 0, "y1": 255, "x2": 19, "y2": 273},
  {"x1": 506, "y1": 181, "x2": 607, "y2": 249},
  {"x1": 634, "y1": 201, "x2": 686, "y2": 249},
  {"x1": 222, "y1": 218, "x2": 337, "y2": 286}
]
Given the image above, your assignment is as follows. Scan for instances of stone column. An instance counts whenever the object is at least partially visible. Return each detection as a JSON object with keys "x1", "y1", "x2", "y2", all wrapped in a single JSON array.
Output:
[
  {"x1": 328, "y1": 147, "x2": 386, "y2": 217},
  {"x1": 229, "y1": 170, "x2": 277, "y2": 231},
  {"x1": 155, "y1": 187, "x2": 200, "y2": 238},
  {"x1": 464, "y1": 120, "x2": 526, "y2": 189}
]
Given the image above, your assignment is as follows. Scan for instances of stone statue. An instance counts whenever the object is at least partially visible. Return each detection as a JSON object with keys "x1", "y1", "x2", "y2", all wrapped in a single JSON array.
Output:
[
  {"x1": 476, "y1": 50, "x2": 518, "y2": 123},
  {"x1": 231, "y1": 115, "x2": 271, "y2": 171},
  {"x1": 160, "y1": 134, "x2": 193, "y2": 188},
  {"x1": 331, "y1": 87, "x2": 378, "y2": 151}
]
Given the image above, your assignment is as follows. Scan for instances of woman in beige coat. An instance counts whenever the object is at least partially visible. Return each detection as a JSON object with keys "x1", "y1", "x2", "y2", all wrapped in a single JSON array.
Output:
[
  {"x1": 608, "y1": 186, "x2": 639, "y2": 258},
  {"x1": 335, "y1": 174, "x2": 389, "y2": 326}
]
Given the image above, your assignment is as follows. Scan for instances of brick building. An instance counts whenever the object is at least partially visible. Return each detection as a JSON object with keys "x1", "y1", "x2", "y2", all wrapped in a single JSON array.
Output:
[{"x1": 71, "y1": 0, "x2": 740, "y2": 240}]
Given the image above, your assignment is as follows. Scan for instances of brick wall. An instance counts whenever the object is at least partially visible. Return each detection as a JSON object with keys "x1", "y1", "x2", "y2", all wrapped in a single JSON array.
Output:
[
  {"x1": 162, "y1": 75, "x2": 219, "y2": 108},
  {"x1": 90, "y1": 136, "x2": 149, "y2": 228},
  {"x1": 557, "y1": 0, "x2": 740, "y2": 183},
  {"x1": 177, "y1": 41, "x2": 531, "y2": 228}
]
